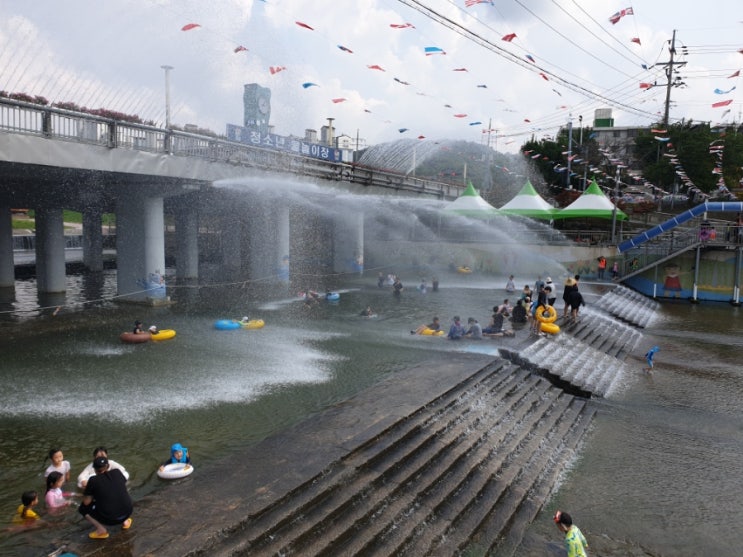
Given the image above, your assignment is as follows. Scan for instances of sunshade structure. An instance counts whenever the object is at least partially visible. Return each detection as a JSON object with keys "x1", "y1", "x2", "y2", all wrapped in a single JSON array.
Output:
[
  {"x1": 554, "y1": 180, "x2": 628, "y2": 220},
  {"x1": 498, "y1": 180, "x2": 557, "y2": 220},
  {"x1": 442, "y1": 181, "x2": 499, "y2": 218}
]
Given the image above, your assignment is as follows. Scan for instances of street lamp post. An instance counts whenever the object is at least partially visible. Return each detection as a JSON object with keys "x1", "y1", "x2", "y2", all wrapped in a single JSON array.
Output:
[
  {"x1": 161, "y1": 65, "x2": 173, "y2": 154},
  {"x1": 161, "y1": 65, "x2": 173, "y2": 128}
]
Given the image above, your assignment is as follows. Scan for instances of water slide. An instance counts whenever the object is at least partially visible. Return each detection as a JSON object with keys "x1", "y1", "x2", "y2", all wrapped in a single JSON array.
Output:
[{"x1": 617, "y1": 201, "x2": 743, "y2": 253}]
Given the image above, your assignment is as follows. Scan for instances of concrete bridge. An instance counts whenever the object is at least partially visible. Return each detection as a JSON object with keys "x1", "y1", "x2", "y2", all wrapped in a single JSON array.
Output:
[{"x1": 0, "y1": 97, "x2": 460, "y2": 301}]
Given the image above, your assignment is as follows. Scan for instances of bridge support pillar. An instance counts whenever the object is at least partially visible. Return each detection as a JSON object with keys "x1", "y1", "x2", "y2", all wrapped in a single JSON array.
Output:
[
  {"x1": 245, "y1": 203, "x2": 291, "y2": 283},
  {"x1": 82, "y1": 208, "x2": 104, "y2": 272},
  {"x1": 35, "y1": 207, "x2": 66, "y2": 293},
  {"x1": 0, "y1": 206, "x2": 14, "y2": 288},
  {"x1": 221, "y1": 212, "x2": 242, "y2": 275},
  {"x1": 116, "y1": 196, "x2": 167, "y2": 302},
  {"x1": 175, "y1": 206, "x2": 199, "y2": 280},
  {"x1": 333, "y1": 212, "x2": 364, "y2": 275},
  {"x1": 276, "y1": 206, "x2": 290, "y2": 283}
]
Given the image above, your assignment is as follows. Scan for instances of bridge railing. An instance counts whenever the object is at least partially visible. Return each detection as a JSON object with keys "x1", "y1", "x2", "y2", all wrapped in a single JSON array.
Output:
[{"x1": 0, "y1": 97, "x2": 460, "y2": 199}]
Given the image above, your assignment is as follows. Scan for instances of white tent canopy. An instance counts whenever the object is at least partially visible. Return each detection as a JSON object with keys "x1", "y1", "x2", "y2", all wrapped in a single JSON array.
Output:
[
  {"x1": 498, "y1": 180, "x2": 556, "y2": 219},
  {"x1": 443, "y1": 181, "x2": 499, "y2": 217},
  {"x1": 555, "y1": 179, "x2": 627, "y2": 220}
]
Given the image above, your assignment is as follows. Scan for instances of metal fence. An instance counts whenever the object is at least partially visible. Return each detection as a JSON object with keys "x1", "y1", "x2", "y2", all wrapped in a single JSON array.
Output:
[{"x1": 0, "y1": 97, "x2": 459, "y2": 199}]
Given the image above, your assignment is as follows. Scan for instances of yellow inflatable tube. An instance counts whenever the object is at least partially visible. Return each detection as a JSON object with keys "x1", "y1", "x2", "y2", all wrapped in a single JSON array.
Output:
[
  {"x1": 540, "y1": 322, "x2": 560, "y2": 335},
  {"x1": 240, "y1": 319, "x2": 265, "y2": 330},
  {"x1": 536, "y1": 305, "x2": 559, "y2": 334},
  {"x1": 420, "y1": 328, "x2": 445, "y2": 336}
]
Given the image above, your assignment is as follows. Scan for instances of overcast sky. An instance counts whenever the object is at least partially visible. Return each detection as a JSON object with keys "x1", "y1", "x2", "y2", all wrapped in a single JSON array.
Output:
[{"x1": 0, "y1": 0, "x2": 740, "y2": 154}]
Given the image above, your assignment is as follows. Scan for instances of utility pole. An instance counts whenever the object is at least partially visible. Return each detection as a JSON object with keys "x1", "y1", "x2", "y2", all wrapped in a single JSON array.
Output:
[
  {"x1": 657, "y1": 30, "x2": 686, "y2": 127},
  {"x1": 566, "y1": 115, "x2": 573, "y2": 189}
]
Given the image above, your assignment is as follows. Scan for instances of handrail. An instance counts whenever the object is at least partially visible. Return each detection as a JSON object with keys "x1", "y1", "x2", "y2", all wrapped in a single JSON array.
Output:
[
  {"x1": 0, "y1": 97, "x2": 460, "y2": 199},
  {"x1": 618, "y1": 201, "x2": 743, "y2": 252}
]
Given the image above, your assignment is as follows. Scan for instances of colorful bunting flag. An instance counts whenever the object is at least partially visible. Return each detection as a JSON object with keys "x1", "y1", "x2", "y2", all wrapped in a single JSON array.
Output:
[
  {"x1": 269, "y1": 66, "x2": 286, "y2": 75},
  {"x1": 609, "y1": 7, "x2": 633, "y2": 25},
  {"x1": 181, "y1": 23, "x2": 201, "y2": 31},
  {"x1": 502, "y1": 33, "x2": 517, "y2": 42},
  {"x1": 712, "y1": 99, "x2": 733, "y2": 108}
]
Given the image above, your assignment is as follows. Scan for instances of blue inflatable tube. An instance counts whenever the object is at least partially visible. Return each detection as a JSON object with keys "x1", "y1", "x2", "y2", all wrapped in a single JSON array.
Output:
[
  {"x1": 215, "y1": 319, "x2": 240, "y2": 330},
  {"x1": 325, "y1": 292, "x2": 340, "y2": 301}
]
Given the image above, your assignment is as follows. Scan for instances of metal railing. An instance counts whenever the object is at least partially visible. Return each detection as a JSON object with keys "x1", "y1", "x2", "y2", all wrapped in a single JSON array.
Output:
[{"x1": 0, "y1": 97, "x2": 460, "y2": 199}]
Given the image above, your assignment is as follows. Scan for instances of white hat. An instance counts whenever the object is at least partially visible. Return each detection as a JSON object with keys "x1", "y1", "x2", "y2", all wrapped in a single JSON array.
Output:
[
  {"x1": 546, "y1": 277, "x2": 552, "y2": 282},
  {"x1": 148, "y1": 325, "x2": 157, "y2": 332}
]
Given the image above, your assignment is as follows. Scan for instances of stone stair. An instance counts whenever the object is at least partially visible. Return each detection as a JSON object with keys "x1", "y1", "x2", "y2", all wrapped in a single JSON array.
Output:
[
  {"x1": 194, "y1": 360, "x2": 596, "y2": 557},
  {"x1": 509, "y1": 287, "x2": 653, "y2": 398}
]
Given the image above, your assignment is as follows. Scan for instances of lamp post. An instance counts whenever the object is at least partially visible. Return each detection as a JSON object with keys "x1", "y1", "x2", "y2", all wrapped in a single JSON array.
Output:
[{"x1": 160, "y1": 65, "x2": 174, "y2": 129}]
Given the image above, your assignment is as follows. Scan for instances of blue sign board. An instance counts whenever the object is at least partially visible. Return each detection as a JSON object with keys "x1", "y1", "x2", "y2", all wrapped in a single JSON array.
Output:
[{"x1": 226, "y1": 123, "x2": 343, "y2": 162}]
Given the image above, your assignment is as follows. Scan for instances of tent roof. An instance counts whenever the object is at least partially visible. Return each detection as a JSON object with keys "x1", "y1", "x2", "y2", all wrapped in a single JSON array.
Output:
[
  {"x1": 554, "y1": 180, "x2": 627, "y2": 220},
  {"x1": 498, "y1": 180, "x2": 556, "y2": 219},
  {"x1": 443, "y1": 182, "x2": 499, "y2": 217}
]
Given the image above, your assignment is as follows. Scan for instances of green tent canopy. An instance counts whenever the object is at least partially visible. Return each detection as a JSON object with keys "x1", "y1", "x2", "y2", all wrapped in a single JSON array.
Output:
[
  {"x1": 554, "y1": 179, "x2": 627, "y2": 220},
  {"x1": 498, "y1": 180, "x2": 557, "y2": 219},
  {"x1": 443, "y1": 181, "x2": 499, "y2": 218}
]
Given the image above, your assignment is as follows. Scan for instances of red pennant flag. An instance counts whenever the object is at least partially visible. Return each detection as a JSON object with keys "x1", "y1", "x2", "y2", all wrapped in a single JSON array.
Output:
[
  {"x1": 729, "y1": 70, "x2": 741, "y2": 78},
  {"x1": 650, "y1": 128, "x2": 666, "y2": 134},
  {"x1": 631, "y1": 37, "x2": 641, "y2": 45},
  {"x1": 712, "y1": 99, "x2": 733, "y2": 108},
  {"x1": 639, "y1": 82, "x2": 653, "y2": 89},
  {"x1": 181, "y1": 23, "x2": 201, "y2": 31},
  {"x1": 269, "y1": 66, "x2": 286, "y2": 75},
  {"x1": 453, "y1": 114, "x2": 467, "y2": 118},
  {"x1": 501, "y1": 33, "x2": 517, "y2": 42},
  {"x1": 539, "y1": 72, "x2": 549, "y2": 80},
  {"x1": 417, "y1": 135, "x2": 426, "y2": 140},
  {"x1": 390, "y1": 23, "x2": 415, "y2": 29},
  {"x1": 367, "y1": 64, "x2": 385, "y2": 71},
  {"x1": 331, "y1": 98, "x2": 347, "y2": 104},
  {"x1": 233, "y1": 46, "x2": 248, "y2": 53},
  {"x1": 295, "y1": 21, "x2": 314, "y2": 30}
]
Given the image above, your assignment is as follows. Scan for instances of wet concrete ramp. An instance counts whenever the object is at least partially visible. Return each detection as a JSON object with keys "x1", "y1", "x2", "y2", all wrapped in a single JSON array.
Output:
[
  {"x1": 60, "y1": 285, "x2": 656, "y2": 557},
  {"x1": 62, "y1": 350, "x2": 594, "y2": 557}
]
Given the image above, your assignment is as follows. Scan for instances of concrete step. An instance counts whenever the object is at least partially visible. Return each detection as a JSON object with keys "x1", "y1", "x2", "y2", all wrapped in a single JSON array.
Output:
[{"x1": 202, "y1": 359, "x2": 597, "y2": 557}]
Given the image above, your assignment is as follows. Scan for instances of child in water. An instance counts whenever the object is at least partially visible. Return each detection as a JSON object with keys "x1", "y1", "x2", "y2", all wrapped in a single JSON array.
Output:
[
  {"x1": 160, "y1": 443, "x2": 191, "y2": 472},
  {"x1": 14, "y1": 491, "x2": 40, "y2": 523},
  {"x1": 45, "y1": 471, "x2": 75, "y2": 509},
  {"x1": 44, "y1": 448, "x2": 71, "y2": 483},
  {"x1": 554, "y1": 510, "x2": 588, "y2": 557}
]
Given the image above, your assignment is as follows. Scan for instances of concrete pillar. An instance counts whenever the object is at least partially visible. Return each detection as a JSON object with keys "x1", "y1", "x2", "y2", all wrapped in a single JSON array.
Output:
[
  {"x1": 333, "y1": 212, "x2": 364, "y2": 275},
  {"x1": 245, "y1": 201, "x2": 289, "y2": 282},
  {"x1": 221, "y1": 211, "x2": 242, "y2": 275},
  {"x1": 0, "y1": 206, "x2": 14, "y2": 287},
  {"x1": 35, "y1": 207, "x2": 66, "y2": 293},
  {"x1": 276, "y1": 206, "x2": 290, "y2": 282},
  {"x1": 175, "y1": 206, "x2": 199, "y2": 280},
  {"x1": 82, "y1": 208, "x2": 104, "y2": 272},
  {"x1": 116, "y1": 196, "x2": 167, "y2": 301}
]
